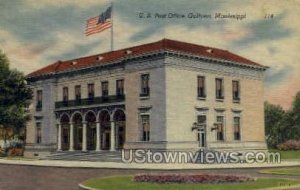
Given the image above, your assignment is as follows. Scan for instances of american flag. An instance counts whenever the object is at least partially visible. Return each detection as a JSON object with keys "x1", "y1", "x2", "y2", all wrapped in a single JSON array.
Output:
[{"x1": 85, "y1": 6, "x2": 112, "y2": 36}]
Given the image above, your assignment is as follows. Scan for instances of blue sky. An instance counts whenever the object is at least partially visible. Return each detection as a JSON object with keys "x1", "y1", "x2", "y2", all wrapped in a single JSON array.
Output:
[{"x1": 0, "y1": 0, "x2": 299, "y2": 109}]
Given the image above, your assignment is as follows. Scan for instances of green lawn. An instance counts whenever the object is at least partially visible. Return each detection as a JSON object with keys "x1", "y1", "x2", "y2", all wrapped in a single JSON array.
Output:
[
  {"x1": 260, "y1": 168, "x2": 300, "y2": 176},
  {"x1": 82, "y1": 176, "x2": 300, "y2": 190},
  {"x1": 269, "y1": 149, "x2": 300, "y2": 160}
]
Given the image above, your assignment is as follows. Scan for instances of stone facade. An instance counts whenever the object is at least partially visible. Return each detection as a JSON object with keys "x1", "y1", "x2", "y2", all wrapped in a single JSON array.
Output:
[{"x1": 24, "y1": 39, "x2": 267, "y2": 158}]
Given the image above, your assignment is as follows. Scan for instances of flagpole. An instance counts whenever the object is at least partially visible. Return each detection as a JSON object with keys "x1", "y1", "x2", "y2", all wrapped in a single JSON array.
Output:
[{"x1": 110, "y1": 1, "x2": 114, "y2": 51}]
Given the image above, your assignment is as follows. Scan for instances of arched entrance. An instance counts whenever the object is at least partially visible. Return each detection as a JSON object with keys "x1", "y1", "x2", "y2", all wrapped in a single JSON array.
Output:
[
  {"x1": 114, "y1": 110, "x2": 126, "y2": 150},
  {"x1": 60, "y1": 114, "x2": 70, "y2": 151},
  {"x1": 99, "y1": 111, "x2": 111, "y2": 150},
  {"x1": 72, "y1": 113, "x2": 83, "y2": 150},
  {"x1": 85, "y1": 111, "x2": 96, "y2": 150}
]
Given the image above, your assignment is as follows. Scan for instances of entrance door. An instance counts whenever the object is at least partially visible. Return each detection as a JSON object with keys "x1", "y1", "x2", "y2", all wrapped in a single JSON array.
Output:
[
  {"x1": 74, "y1": 125, "x2": 82, "y2": 150},
  {"x1": 87, "y1": 125, "x2": 96, "y2": 150},
  {"x1": 102, "y1": 131, "x2": 110, "y2": 150},
  {"x1": 62, "y1": 125, "x2": 70, "y2": 150},
  {"x1": 198, "y1": 128, "x2": 206, "y2": 147},
  {"x1": 116, "y1": 121, "x2": 125, "y2": 149},
  {"x1": 197, "y1": 115, "x2": 207, "y2": 148}
]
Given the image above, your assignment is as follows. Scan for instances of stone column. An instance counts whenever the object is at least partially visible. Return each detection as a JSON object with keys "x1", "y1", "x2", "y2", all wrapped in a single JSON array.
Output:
[
  {"x1": 110, "y1": 120, "x2": 116, "y2": 151},
  {"x1": 57, "y1": 123, "x2": 62, "y2": 151},
  {"x1": 96, "y1": 122, "x2": 101, "y2": 151},
  {"x1": 69, "y1": 122, "x2": 74, "y2": 151},
  {"x1": 82, "y1": 121, "x2": 87, "y2": 151}
]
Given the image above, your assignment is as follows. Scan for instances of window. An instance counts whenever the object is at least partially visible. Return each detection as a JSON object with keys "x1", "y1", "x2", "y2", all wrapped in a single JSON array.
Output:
[
  {"x1": 141, "y1": 115, "x2": 150, "y2": 141},
  {"x1": 197, "y1": 115, "x2": 206, "y2": 126},
  {"x1": 88, "y1": 83, "x2": 94, "y2": 99},
  {"x1": 140, "y1": 74, "x2": 150, "y2": 97},
  {"x1": 36, "y1": 123, "x2": 42, "y2": 144},
  {"x1": 75, "y1": 85, "x2": 81, "y2": 102},
  {"x1": 234, "y1": 117, "x2": 241, "y2": 140},
  {"x1": 101, "y1": 81, "x2": 109, "y2": 97},
  {"x1": 216, "y1": 78, "x2": 224, "y2": 99},
  {"x1": 116, "y1": 79, "x2": 124, "y2": 96},
  {"x1": 63, "y1": 87, "x2": 68, "y2": 102},
  {"x1": 36, "y1": 90, "x2": 43, "y2": 111},
  {"x1": 197, "y1": 76, "x2": 206, "y2": 98},
  {"x1": 197, "y1": 115, "x2": 206, "y2": 147},
  {"x1": 216, "y1": 116, "x2": 224, "y2": 141},
  {"x1": 232, "y1": 81, "x2": 240, "y2": 101}
]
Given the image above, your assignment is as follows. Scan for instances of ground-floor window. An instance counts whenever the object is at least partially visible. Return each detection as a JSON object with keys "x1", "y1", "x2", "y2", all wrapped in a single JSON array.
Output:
[
  {"x1": 234, "y1": 117, "x2": 241, "y2": 140},
  {"x1": 216, "y1": 116, "x2": 224, "y2": 141},
  {"x1": 197, "y1": 115, "x2": 206, "y2": 147},
  {"x1": 141, "y1": 115, "x2": 150, "y2": 141},
  {"x1": 36, "y1": 123, "x2": 42, "y2": 144}
]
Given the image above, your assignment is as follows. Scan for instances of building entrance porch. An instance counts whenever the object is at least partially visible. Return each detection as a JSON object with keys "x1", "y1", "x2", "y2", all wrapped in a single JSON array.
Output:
[{"x1": 56, "y1": 107, "x2": 125, "y2": 152}]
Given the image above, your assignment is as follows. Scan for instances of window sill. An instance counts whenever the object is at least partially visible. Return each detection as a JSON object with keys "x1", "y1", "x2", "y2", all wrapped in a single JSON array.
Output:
[
  {"x1": 140, "y1": 96, "x2": 150, "y2": 100},
  {"x1": 197, "y1": 97, "x2": 206, "y2": 101},
  {"x1": 233, "y1": 99, "x2": 241, "y2": 104},
  {"x1": 216, "y1": 98, "x2": 224, "y2": 102},
  {"x1": 36, "y1": 108, "x2": 42, "y2": 112}
]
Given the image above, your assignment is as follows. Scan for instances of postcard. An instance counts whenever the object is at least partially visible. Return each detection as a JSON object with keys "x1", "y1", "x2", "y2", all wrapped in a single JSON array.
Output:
[{"x1": 0, "y1": 0, "x2": 299, "y2": 189}]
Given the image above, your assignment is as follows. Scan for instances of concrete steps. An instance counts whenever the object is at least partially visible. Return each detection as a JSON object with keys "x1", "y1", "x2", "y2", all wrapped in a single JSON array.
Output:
[{"x1": 44, "y1": 150, "x2": 122, "y2": 162}]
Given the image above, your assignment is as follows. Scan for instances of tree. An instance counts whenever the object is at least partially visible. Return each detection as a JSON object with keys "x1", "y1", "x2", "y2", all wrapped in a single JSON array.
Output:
[
  {"x1": 264, "y1": 92, "x2": 300, "y2": 148},
  {"x1": 264, "y1": 101, "x2": 285, "y2": 148},
  {"x1": 284, "y1": 91, "x2": 300, "y2": 140},
  {"x1": 0, "y1": 50, "x2": 32, "y2": 142}
]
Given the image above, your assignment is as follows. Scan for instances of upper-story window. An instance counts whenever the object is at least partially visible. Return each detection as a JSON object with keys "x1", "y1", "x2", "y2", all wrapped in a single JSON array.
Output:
[
  {"x1": 101, "y1": 81, "x2": 109, "y2": 97},
  {"x1": 116, "y1": 79, "x2": 124, "y2": 96},
  {"x1": 36, "y1": 90, "x2": 43, "y2": 111},
  {"x1": 88, "y1": 83, "x2": 94, "y2": 99},
  {"x1": 140, "y1": 74, "x2": 150, "y2": 97},
  {"x1": 63, "y1": 87, "x2": 68, "y2": 102},
  {"x1": 232, "y1": 80, "x2": 240, "y2": 101},
  {"x1": 216, "y1": 116, "x2": 224, "y2": 141},
  {"x1": 197, "y1": 76, "x2": 206, "y2": 98},
  {"x1": 216, "y1": 78, "x2": 224, "y2": 100},
  {"x1": 75, "y1": 85, "x2": 81, "y2": 102}
]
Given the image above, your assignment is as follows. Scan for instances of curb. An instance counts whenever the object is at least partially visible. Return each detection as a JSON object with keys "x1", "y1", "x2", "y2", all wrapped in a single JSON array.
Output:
[
  {"x1": 78, "y1": 183, "x2": 99, "y2": 190},
  {"x1": 77, "y1": 180, "x2": 300, "y2": 190},
  {"x1": 0, "y1": 158, "x2": 299, "y2": 170},
  {"x1": 258, "y1": 184, "x2": 300, "y2": 190}
]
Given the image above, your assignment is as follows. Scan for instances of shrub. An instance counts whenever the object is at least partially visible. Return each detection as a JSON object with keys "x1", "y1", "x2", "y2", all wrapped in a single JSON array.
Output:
[
  {"x1": 133, "y1": 174, "x2": 255, "y2": 184},
  {"x1": 0, "y1": 148, "x2": 7, "y2": 157},
  {"x1": 7, "y1": 148, "x2": 24, "y2": 156},
  {"x1": 277, "y1": 140, "x2": 300, "y2": 150}
]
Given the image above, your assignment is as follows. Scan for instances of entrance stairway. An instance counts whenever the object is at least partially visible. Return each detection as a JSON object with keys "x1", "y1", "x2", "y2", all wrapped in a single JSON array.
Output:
[{"x1": 44, "y1": 150, "x2": 122, "y2": 162}]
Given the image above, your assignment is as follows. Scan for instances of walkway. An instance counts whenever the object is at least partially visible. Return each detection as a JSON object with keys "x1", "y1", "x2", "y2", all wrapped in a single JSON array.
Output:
[
  {"x1": 0, "y1": 158, "x2": 299, "y2": 170},
  {"x1": 0, "y1": 164, "x2": 299, "y2": 190}
]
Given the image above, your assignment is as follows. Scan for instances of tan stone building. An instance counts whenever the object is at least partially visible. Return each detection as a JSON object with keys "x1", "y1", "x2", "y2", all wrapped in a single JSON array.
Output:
[{"x1": 24, "y1": 39, "x2": 268, "y2": 158}]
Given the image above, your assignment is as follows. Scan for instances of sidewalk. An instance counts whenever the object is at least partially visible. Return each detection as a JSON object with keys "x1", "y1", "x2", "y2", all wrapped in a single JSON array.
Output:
[{"x1": 0, "y1": 158, "x2": 299, "y2": 169}]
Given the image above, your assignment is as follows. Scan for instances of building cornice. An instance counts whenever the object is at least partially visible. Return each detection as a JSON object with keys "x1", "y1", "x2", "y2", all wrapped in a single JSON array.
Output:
[{"x1": 27, "y1": 49, "x2": 267, "y2": 82}]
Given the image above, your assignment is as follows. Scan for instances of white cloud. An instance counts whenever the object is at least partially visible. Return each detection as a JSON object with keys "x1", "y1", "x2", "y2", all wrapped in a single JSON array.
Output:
[{"x1": 24, "y1": 0, "x2": 108, "y2": 9}]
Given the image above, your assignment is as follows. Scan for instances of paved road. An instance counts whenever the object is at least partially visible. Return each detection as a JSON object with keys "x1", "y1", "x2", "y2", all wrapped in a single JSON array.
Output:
[{"x1": 0, "y1": 164, "x2": 299, "y2": 190}]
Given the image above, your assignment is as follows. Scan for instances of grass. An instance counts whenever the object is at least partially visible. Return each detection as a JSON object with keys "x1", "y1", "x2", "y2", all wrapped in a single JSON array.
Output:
[
  {"x1": 82, "y1": 176, "x2": 300, "y2": 190},
  {"x1": 260, "y1": 168, "x2": 300, "y2": 176},
  {"x1": 269, "y1": 149, "x2": 300, "y2": 160}
]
